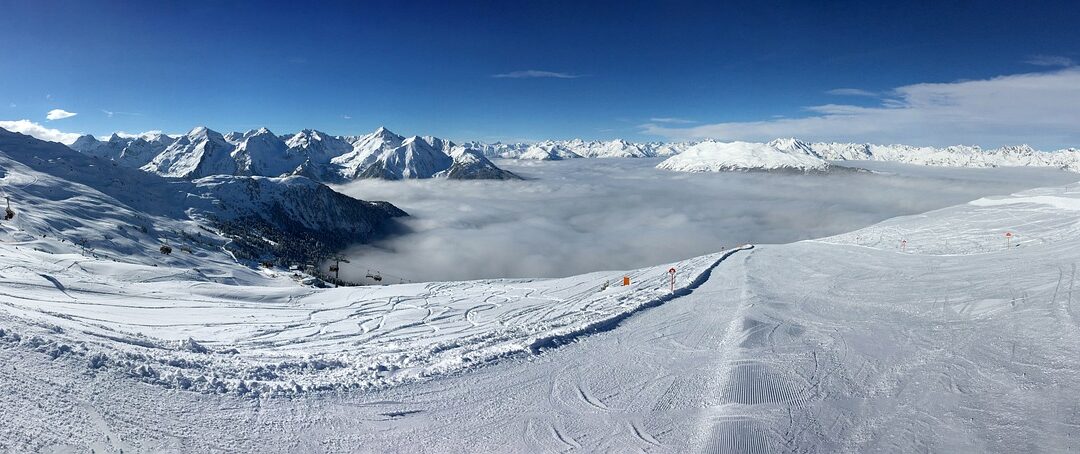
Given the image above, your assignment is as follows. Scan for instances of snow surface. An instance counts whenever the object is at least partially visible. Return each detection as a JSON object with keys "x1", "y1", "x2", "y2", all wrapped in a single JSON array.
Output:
[{"x1": 6, "y1": 124, "x2": 1080, "y2": 451}]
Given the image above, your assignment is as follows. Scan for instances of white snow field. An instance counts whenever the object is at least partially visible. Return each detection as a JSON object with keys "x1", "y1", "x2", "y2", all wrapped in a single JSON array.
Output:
[{"x1": 4, "y1": 176, "x2": 1080, "y2": 451}]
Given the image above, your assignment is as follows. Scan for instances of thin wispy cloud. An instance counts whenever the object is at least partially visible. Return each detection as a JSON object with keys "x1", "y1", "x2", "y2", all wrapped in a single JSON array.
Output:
[
  {"x1": 101, "y1": 109, "x2": 141, "y2": 118},
  {"x1": 342, "y1": 115, "x2": 352, "y2": 120},
  {"x1": 826, "y1": 88, "x2": 878, "y2": 97},
  {"x1": 492, "y1": 70, "x2": 582, "y2": 79},
  {"x1": 641, "y1": 68, "x2": 1080, "y2": 149},
  {"x1": 45, "y1": 109, "x2": 77, "y2": 120},
  {"x1": 8, "y1": 103, "x2": 15, "y2": 108},
  {"x1": 1025, "y1": 54, "x2": 1074, "y2": 67},
  {"x1": 649, "y1": 117, "x2": 696, "y2": 124},
  {"x1": 0, "y1": 119, "x2": 82, "y2": 144}
]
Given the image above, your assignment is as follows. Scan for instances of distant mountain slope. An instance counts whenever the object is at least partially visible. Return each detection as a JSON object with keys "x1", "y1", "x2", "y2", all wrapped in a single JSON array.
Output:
[
  {"x1": 658, "y1": 137, "x2": 1080, "y2": 173},
  {"x1": 437, "y1": 146, "x2": 521, "y2": 180},
  {"x1": 143, "y1": 127, "x2": 238, "y2": 178},
  {"x1": 70, "y1": 126, "x2": 519, "y2": 181},
  {"x1": 333, "y1": 127, "x2": 405, "y2": 179},
  {"x1": 473, "y1": 139, "x2": 696, "y2": 160},
  {"x1": 355, "y1": 136, "x2": 455, "y2": 179},
  {"x1": 70, "y1": 132, "x2": 177, "y2": 168},
  {"x1": 657, "y1": 140, "x2": 831, "y2": 172},
  {"x1": 807, "y1": 140, "x2": 1080, "y2": 171},
  {"x1": 1, "y1": 127, "x2": 405, "y2": 267}
]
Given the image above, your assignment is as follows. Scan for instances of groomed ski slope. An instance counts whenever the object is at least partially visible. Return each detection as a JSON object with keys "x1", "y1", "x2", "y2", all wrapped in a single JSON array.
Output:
[{"x1": 3, "y1": 182, "x2": 1080, "y2": 451}]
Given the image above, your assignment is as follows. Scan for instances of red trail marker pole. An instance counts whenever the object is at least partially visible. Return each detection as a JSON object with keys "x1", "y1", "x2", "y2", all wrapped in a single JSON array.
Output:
[{"x1": 668, "y1": 267, "x2": 676, "y2": 293}]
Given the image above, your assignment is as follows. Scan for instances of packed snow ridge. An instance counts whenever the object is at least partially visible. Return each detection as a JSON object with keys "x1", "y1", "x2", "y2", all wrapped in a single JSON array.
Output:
[{"x1": 71, "y1": 126, "x2": 521, "y2": 183}]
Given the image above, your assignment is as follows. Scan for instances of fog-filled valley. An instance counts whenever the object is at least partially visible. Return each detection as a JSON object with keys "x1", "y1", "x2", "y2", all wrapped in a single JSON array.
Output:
[{"x1": 336, "y1": 158, "x2": 1079, "y2": 282}]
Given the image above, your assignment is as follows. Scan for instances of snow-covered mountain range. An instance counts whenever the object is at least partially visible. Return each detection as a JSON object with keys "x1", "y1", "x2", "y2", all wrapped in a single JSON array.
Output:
[
  {"x1": 658, "y1": 137, "x2": 1080, "y2": 173},
  {"x1": 2, "y1": 127, "x2": 405, "y2": 267},
  {"x1": 467, "y1": 139, "x2": 694, "y2": 160},
  {"x1": 70, "y1": 126, "x2": 521, "y2": 182},
  {"x1": 71, "y1": 127, "x2": 1080, "y2": 177},
  {"x1": 462, "y1": 136, "x2": 1080, "y2": 173}
]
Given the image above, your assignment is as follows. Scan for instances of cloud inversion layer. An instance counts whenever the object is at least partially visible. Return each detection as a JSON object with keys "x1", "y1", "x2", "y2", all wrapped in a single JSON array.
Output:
[{"x1": 336, "y1": 159, "x2": 1077, "y2": 282}]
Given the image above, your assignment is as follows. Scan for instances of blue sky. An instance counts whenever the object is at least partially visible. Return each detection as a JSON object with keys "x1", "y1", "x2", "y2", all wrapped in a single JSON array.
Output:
[{"x1": 2, "y1": 0, "x2": 1080, "y2": 147}]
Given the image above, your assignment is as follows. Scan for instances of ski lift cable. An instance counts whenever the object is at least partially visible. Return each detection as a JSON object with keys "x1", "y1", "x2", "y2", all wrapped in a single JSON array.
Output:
[{"x1": 345, "y1": 261, "x2": 412, "y2": 283}]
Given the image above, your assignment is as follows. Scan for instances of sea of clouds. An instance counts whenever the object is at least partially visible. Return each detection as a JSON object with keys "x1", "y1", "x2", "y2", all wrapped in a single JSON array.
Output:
[{"x1": 335, "y1": 158, "x2": 1078, "y2": 282}]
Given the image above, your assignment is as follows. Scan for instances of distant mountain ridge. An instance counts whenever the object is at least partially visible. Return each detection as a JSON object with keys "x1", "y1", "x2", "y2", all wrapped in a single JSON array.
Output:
[
  {"x1": 70, "y1": 126, "x2": 522, "y2": 182},
  {"x1": 71, "y1": 128, "x2": 1080, "y2": 175},
  {"x1": 657, "y1": 140, "x2": 832, "y2": 173},
  {"x1": 658, "y1": 137, "x2": 1080, "y2": 173}
]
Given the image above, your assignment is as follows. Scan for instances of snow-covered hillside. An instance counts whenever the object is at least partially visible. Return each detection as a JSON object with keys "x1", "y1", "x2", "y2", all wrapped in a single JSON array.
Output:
[
  {"x1": 657, "y1": 140, "x2": 831, "y2": 172},
  {"x1": 72, "y1": 126, "x2": 519, "y2": 182},
  {"x1": 3, "y1": 160, "x2": 1080, "y2": 450},
  {"x1": 0, "y1": 127, "x2": 405, "y2": 268}
]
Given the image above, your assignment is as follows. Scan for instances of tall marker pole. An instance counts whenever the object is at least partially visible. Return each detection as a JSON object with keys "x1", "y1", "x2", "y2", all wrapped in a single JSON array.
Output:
[{"x1": 668, "y1": 267, "x2": 676, "y2": 293}]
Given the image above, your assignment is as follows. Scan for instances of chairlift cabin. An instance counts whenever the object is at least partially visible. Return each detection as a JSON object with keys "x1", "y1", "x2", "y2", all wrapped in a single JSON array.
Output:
[
  {"x1": 159, "y1": 244, "x2": 172, "y2": 255},
  {"x1": 4, "y1": 197, "x2": 13, "y2": 221},
  {"x1": 365, "y1": 269, "x2": 383, "y2": 282}
]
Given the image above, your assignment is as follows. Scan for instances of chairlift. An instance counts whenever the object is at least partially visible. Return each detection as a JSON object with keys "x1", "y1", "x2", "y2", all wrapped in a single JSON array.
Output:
[
  {"x1": 3, "y1": 197, "x2": 13, "y2": 221},
  {"x1": 159, "y1": 244, "x2": 172, "y2": 255},
  {"x1": 365, "y1": 269, "x2": 383, "y2": 282}
]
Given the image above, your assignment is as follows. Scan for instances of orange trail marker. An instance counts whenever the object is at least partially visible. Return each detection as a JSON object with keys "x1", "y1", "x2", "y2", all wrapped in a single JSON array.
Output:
[{"x1": 622, "y1": 276, "x2": 630, "y2": 286}]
